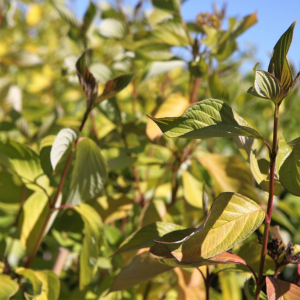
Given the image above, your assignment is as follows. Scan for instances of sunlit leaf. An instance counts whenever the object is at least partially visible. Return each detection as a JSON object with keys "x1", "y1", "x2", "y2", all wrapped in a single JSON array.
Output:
[
  {"x1": 276, "y1": 134, "x2": 300, "y2": 196},
  {"x1": 16, "y1": 268, "x2": 60, "y2": 300},
  {"x1": 1, "y1": 51, "x2": 43, "y2": 67},
  {"x1": 50, "y1": 128, "x2": 78, "y2": 171},
  {"x1": 182, "y1": 171, "x2": 203, "y2": 208},
  {"x1": 157, "y1": 192, "x2": 264, "y2": 263},
  {"x1": 18, "y1": 191, "x2": 49, "y2": 256},
  {"x1": 248, "y1": 66, "x2": 283, "y2": 103},
  {"x1": 233, "y1": 136, "x2": 253, "y2": 161},
  {"x1": 151, "y1": 0, "x2": 181, "y2": 15},
  {"x1": 0, "y1": 274, "x2": 19, "y2": 300},
  {"x1": 146, "y1": 93, "x2": 189, "y2": 140},
  {"x1": 66, "y1": 138, "x2": 107, "y2": 205},
  {"x1": 219, "y1": 272, "x2": 241, "y2": 300},
  {"x1": 268, "y1": 21, "x2": 296, "y2": 94},
  {"x1": 110, "y1": 252, "x2": 172, "y2": 292},
  {"x1": 113, "y1": 222, "x2": 185, "y2": 256},
  {"x1": 26, "y1": 3, "x2": 42, "y2": 26},
  {"x1": 98, "y1": 18, "x2": 127, "y2": 39},
  {"x1": 244, "y1": 277, "x2": 267, "y2": 300},
  {"x1": 266, "y1": 277, "x2": 300, "y2": 300},
  {"x1": 148, "y1": 99, "x2": 264, "y2": 141},
  {"x1": 40, "y1": 135, "x2": 55, "y2": 176},
  {"x1": 74, "y1": 204, "x2": 102, "y2": 290},
  {"x1": 0, "y1": 140, "x2": 48, "y2": 191}
]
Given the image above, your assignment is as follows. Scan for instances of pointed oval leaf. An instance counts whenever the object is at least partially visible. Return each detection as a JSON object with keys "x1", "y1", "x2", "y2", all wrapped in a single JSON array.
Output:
[
  {"x1": 52, "y1": 2, "x2": 80, "y2": 28},
  {"x1": 110, "y1": 252, "x2": 172, "y2": 292},
  {"x1": 66, "y1": 138, "x2": 107, "y2": 205},
  {"x1": 268, "y1": 21, "x2": 296, "y2": 93},
  {"x1": 113, "y1": 222, "x2": 185, "y2": 256},
  {"x1": 147, "y1": 99, "x2": 264, "y2": 141},
  {"x1": 159, "y1": 192, "x2": 265, "y2": 263},
  {"x1": 276, "y1": 134, "x2": 300, "y2": 196},
  {"x1": 266, "y1": 277, "x2": 300, "y2": 300},
  {"x1": 0, "y1": 274, "x2": 19, "y2": 300},
  {"x1": 74, "y1": 204, "x2": 103, "y2": 290},
  {"x1": 252, "y1": 69, "x2": 283, "y2": 103},
  {"x1": 82, "y1": 0, "x2": 97, "y2": 33},
  {"x1": 96, "y1": 72, "x2": 137, "y2": 104},
  {"x1": 50, "y1": 128, "x2": 78, "y2": 171},
  {"x1": 151, "y1": 0, "x2": 181, "y2": 15}
]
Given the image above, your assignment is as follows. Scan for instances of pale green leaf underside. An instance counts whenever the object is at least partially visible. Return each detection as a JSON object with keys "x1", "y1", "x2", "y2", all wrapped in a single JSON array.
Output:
[
  {"x1": 159, "y1": 192, "x2": 264, "y2": 263},
  {"x1": 148, "y1": 99, "x2": 263, "y2": 141},
  {"x1": 50, "y1": 128, "x2": 78, "y2": 171},
  {"x1": 66, "y1": 138, "x2": 107, "y2": 205},
  {"x1": 253, "y1": 70, "x2": 283, "y2": 103},
  {"x1": 74, "y1": 204, "x2": 103, "y2": 290},
  {"x1": 276, "y1": 134, "x2": 300, "y2": 196}
]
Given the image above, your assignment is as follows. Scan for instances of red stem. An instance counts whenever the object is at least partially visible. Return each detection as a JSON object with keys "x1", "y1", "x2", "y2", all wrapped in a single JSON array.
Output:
[
  {"x1": 190, "y1": 77, "x2": 201, "y2": 104},
  {"x1": 255, "y1": 105, "x2": 279, "y2": 299}
]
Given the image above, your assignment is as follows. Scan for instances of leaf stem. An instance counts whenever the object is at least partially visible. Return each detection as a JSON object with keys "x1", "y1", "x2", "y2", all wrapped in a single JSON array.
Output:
[{"x1": 255, "y1": 104, "x2": 279, "y2": 299}]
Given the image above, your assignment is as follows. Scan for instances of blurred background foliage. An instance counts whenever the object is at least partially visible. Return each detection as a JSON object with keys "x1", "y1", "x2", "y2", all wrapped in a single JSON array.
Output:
[{"x1": 0, "y1": 0, "x2": 300, "y2": 299}]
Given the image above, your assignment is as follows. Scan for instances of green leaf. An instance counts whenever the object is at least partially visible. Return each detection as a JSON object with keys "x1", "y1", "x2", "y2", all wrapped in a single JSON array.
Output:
[
  {"x1": 110, "y1": 252, "x2": 172, "y2": 292},
  {"x1": 233, "y1": 136, "x2": 253, "y2": 161},
  {"x1": 147, "y1": 99, "x2": 264, "y2": 141},
  {"x1": 95, "y1": 72, "x2": 137, "y2": 104},
  {"x1": 9, "y1": 109, "x2": 30, "y2": 139},
  {"x1": 76, "y1": 51, "x2": 98, "y2": 105},
  {"x1": 66, "y1": 138, "x2": 107, "y2": 205},
  {"x1": 151, "y1": 0, "x2": 181, "y2": 15},
  {"x1": 113, "y1": 222, "x2": 185, "y2": 256},
  {"x1": 250, "y1": 140, "x2": 282, "y2": 196},
  {"x1": 157, "y1": 192, "x2": 265, "y2": 263},
  {"x1": 248, "y1": 66, "x2": 283, "y2": 103},
  {"x1": 0, "y1": 140, "x2": 48, "y2": 191},
  {"x1": 229, "y1": 12, "x2": 257, "y2": 40},
  {"x1": 16, "y1": 268, "x2": 60, "y2": 300},
  {"x1": 40, "y1": 135, "x2": 55, "y2": 176},
  {"x1": 1, "y1": 51, "x2": 43, "y2": 67},
  {"x1": 266, "y1": 277, "x2": 300, "y2": 300},
  {"x1": 18, "y1": 191, "x2": 49, "y2": 256},
  {"x1": 268, "y1": 21, "x2": 296, "y2": 94},
  {"x1": 219, "y1": 272, "x2": 241, "y2": 300},
  {"x1": 182, "y1": 171, "x2": 203, "y2": 209},
  {"x1": 74, "y1": 204, "x2": 102, "y2": 290},
  {"x1": 82, "y1": 1, "x2": 96, "y2": 33},
  {"x1": 276, "y1": 134, "x2": 300, "y2": 196},
  {"x1": 209, "y1": 72, "x2": 229, "y2": 101},
  {"x1": 50, "y1": 128, "x2": 78, "y2": 171},
  {"x1": 98, "y1": 18, "x2": 127, "y2": 39},
  {"x1": 0, "y1": 274, "x2": 19, "y2": 300},
  {"x1": 52, "y1": 2, "x2": 80, "y2": 28}
]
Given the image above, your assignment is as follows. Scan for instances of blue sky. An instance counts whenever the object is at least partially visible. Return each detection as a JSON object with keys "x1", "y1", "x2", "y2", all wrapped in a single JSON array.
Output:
[{"x1": 70, "y1": 0, "x2": 300, "y2": 73}]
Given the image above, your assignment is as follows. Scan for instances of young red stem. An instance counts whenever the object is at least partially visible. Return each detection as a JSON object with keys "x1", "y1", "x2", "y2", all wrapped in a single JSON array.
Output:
[
  {"x1": 255, "y1": 105, "x2": 279, "y2": 300},
  {"x1": 295, "y1": 264, "x2": 300, "y2": 286}
]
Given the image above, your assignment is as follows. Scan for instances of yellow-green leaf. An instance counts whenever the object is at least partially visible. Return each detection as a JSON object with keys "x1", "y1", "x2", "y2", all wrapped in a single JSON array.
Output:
[
  {"x1": 0, "y1": 274, "x2": 19, "y2": 300},
  {"x1": 148, "y1": 99, "x2": 264, "y2": 141},
  {"x1": 74, "y1": 204, "x2": 102, "y2": 290},
  {"x1": 182, "y1": 171, "x2": 203, "y2": 208},
  {"x1": 159, "y1": 192, "x2": 264, "y2": 263}
]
